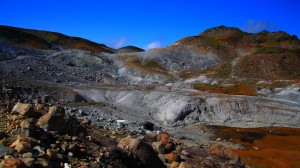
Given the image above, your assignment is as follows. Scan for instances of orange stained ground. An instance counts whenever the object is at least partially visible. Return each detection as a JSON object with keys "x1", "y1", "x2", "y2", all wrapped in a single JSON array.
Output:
[
  {"x1": 236, "y1": 135, "x2": 300, "y2": 168},
  {"x1": 217, "y1": 126, "x2": 300, "y2": 168}
]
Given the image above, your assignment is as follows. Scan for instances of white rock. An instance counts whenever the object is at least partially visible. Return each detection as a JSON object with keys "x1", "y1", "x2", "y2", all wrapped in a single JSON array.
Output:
[{"x1": 64, "y1": 163, "x2": 71, "y2": 168}]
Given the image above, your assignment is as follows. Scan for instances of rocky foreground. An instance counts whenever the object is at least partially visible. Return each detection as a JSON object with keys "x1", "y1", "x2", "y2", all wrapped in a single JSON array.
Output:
[{"x1": 0, "y1": 97, "x2": 244, "y2": 168}]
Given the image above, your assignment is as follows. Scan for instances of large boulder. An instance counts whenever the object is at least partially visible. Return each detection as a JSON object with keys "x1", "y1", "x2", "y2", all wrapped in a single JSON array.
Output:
[
  {"x1": 37, "y1": 106, "x2": 66, "y2": 133},
  {"x1": 12, "y1": 103, "x2": 35, "y2": 117},
  {"x1": 118, "y1": 136, "x2": 166, "y2": 168},
  {"x1": 37, "y1": 106, "x2": 86, "y2": 135}
]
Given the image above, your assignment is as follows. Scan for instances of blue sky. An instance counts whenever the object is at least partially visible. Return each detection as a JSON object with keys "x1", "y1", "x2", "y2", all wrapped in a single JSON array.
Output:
[{"x1": 0, "y1": 0, "x2": 299, "y2": 49}]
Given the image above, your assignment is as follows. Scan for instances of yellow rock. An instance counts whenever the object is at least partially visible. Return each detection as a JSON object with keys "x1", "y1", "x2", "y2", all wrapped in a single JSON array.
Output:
[
  {"x1": 12, "y1": 102, "x2": 35, "y2": 117},
  {"x1": 178, "y1": 162, "x2": 188, "y2": 168},
  {"x1": 171, "y1": 161, "x2": 180, "y2": 168}
]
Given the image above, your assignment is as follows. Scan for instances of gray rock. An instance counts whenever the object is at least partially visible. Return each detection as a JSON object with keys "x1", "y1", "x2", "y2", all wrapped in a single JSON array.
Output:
[
  {"x1": 32, "y1": 146, "x2": 44, "y2": 156},
  {"x1": 22, "y1": 152, "x2": 33, "y2": 158},
  {"x1": 35, "y1": 158, "x2": 50, "y2": 167},
  {"x1": 4, "y1": 155, "x2": 14, "y2": 159},
  {"x1": 22, "y1": 157, "x2": 35, "y2": 167},
  {"x1": 68, "y1": 144, "x2": 77, "y2": 152},
  {"x1": 68, "y1": 152, "x2": 73, "y2": 157},
  {"x1": 71, "y1": 137, "x2": 78, "y2": 141},
  {"x1": 181, "y1": 150, "x2": 190, "y2": 156},
  {"x1": 0, "y1": 143, "x2": 7, "y2": 158},
  {"x1": 76, "y1": 88, "x2": 300, "y2": 128},
  {"x1": 118, "y1": 122, "x2": 125, "y2": 128},
  {"x1": 33, "y1": 99, "x2": 41, "y2": 106},
  {"x1": 107, "y1": 118, "x2": 114, "y2": 123},
  {"x1": 61, "y1": 144, "x2": 67, "y2": 153},
  {"x1": 78, "y1": 109, "x2": 88, "y2": 116},
  {"x1": 118, "y1": 137, "x2": 166, "y2": 168},
  {"x1": 138, "y1": 129, "x2": 145, "y2": 134},
  {"x1": 43, "y1": 95, "x2": 50, "y2": 103}
]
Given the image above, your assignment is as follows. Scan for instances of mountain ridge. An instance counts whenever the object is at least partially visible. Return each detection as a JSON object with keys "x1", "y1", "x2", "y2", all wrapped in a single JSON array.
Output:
[
  {"x1": 1, "y1": 25, "x2": 299, "y2": 88},
  {"x1": 0, "y1": 25, "x2": 115, "y2": 53}
]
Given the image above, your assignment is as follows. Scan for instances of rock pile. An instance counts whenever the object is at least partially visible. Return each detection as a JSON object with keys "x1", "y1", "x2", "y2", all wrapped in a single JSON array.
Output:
[{"x1": 0, "y1": 99, "x2": 244, "y2": 167}]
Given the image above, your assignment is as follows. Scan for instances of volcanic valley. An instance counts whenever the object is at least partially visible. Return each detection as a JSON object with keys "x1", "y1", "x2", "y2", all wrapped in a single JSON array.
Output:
[{"x1": 0, "y1": 25, "x2": 300, "y2": 168}]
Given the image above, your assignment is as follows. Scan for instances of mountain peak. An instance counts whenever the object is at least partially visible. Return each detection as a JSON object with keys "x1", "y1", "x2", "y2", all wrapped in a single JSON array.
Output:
[
  {"x1": 200, "y1": 25, "x2": 244, "y2": 36},
  {"x1": 117, "y1": 46, "x2": 145, "y2": 53}
]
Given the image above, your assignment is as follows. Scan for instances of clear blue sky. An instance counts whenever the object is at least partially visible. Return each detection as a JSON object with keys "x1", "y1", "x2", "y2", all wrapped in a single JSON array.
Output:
[{"x1": 1, "y1": 0, "x2": 299, "y2": 49}]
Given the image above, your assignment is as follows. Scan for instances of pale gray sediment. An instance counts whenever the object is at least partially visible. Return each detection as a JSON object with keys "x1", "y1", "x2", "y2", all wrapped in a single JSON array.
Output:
[{"x1": 75, "y1": 88, "x2": 300, "y2": 128}]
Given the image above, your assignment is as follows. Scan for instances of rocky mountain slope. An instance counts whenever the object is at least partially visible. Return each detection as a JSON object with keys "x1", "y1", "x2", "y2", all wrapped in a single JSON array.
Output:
[
  {"x1": 2, "y1": 25, "x2": 299, "y2": 85},
  {"x1": 132, "y1": 26, "x2": 300, "y2": 82}
]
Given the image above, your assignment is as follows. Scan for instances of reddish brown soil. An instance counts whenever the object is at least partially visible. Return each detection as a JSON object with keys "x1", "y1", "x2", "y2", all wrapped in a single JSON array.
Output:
[
  {"x1": 193, "y1": 82, "x2": 257, "y2": 96},
  {"x1": 215, "y1": 126, "x2": 300, "y2": 168},
  {"x1": 236, "y1": 135, "x2": 300, "y2": 168}
]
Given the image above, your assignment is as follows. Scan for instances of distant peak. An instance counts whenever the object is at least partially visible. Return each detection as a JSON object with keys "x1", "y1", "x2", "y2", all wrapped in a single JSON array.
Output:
[
  {"x1": 255, "y1": 30, "x2": 299, "y2": 42},
  {"x1": 117, "y1": 45, "x2": 145, "y2": 53},
  {"x1": 200, "y1": 25, "x2": 244, "y2": 36},
  {"x1": 257, "y1": 30, "x2": 270, "y2": 35}
]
